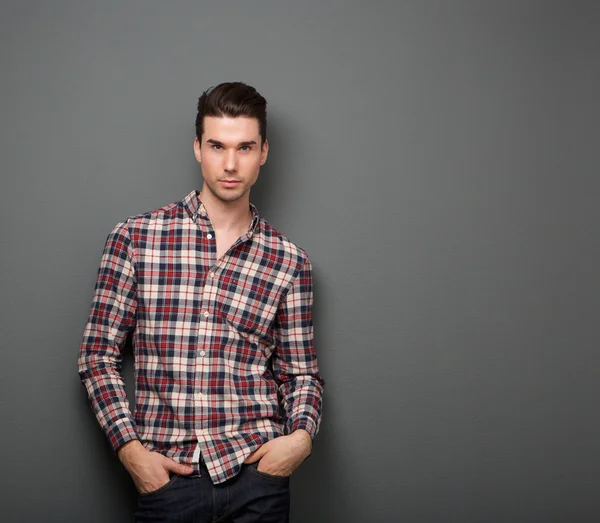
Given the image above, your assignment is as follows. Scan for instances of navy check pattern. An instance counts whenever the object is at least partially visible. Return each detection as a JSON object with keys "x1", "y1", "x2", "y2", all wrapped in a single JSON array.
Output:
[{"x1": 78, "y1": 189, "x2": 324, "y2": 484}]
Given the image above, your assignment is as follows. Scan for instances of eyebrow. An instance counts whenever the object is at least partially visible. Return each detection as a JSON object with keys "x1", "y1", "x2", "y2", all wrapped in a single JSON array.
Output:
[{"x1": 206, "y1": 139, "x2": 257, "y2": 147}]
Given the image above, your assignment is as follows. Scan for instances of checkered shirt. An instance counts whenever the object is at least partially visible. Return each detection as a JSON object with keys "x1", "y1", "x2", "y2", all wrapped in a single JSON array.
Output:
[{"x1": 78, "y1": 189, "x2": 324, "y2": 484}]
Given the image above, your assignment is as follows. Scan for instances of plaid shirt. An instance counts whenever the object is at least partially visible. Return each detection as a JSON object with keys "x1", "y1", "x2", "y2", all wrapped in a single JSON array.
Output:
[{"x1": 78, "y1": 189, "x2": 324, "y2": 484}]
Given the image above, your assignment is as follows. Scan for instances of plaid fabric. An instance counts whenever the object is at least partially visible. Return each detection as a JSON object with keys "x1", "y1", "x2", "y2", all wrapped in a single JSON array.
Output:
[{"x1": 78, "y1": 189, "x2": 324, "y2": 484}]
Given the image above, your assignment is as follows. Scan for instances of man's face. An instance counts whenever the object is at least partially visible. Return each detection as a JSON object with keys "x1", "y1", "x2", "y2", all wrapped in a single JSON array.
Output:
[{"x1": 194, "y1": 115, "x2": 268, "y2": 204}]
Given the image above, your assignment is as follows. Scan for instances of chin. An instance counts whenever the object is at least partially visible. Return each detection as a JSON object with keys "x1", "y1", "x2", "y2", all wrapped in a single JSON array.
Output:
[
  {"x1": 203, "y1": 179, "x2": 250, "y2": 203},
  {"x1": 215, "y1": 188, "x2": 247, "y2": 202}
]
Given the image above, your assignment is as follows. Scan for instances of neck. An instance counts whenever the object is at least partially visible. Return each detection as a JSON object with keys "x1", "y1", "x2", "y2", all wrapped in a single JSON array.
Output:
[{"x1": 198, "y1": 187, "x2": 252, "y2": 232}]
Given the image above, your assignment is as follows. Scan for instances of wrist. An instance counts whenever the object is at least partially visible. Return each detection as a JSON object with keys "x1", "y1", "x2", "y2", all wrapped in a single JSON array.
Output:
[
  {"x1": 291, "y1": 429, "x2": 312, "y2": 443},
  {"x1": 117, "y1": 440, "x2": 145, "y2": 464},
  {"x1": 289, "y1": 429, "x2": 312, "y2": 457}
]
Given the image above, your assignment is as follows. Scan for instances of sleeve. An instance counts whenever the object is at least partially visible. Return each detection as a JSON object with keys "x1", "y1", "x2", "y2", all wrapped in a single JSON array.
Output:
[
  {"x1": 77, "y1": 219, "x2": 140, "y2": 453},
  {"x1": 272, "y1": 256, "x2": 325, "y2": 439}
]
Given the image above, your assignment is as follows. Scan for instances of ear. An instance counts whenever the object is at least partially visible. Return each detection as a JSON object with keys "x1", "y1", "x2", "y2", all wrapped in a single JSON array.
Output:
[
  {"x1": 259, "y1": 139, "x2": 269, "y2": 166},
  {"x1": 193, "y1": 138, "x2": 202, "y2": 163}
]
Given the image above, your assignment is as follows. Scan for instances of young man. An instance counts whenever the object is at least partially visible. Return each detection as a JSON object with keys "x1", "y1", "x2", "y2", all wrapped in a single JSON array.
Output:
[{"x1": 78, "y1": 82, "x2": 325, "y2": 522}]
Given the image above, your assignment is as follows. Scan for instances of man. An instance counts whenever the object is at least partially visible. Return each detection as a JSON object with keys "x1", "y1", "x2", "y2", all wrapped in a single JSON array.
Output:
[{"x1": 78, "y1": 82, "x2": 325, "y2": 522}]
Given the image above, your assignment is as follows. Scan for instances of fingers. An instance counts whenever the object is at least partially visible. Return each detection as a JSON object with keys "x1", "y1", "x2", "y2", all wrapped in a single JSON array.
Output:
[
  {"x1": 244, "y1": 445, "x2": 268, "y2": 464},
  {"x1": 159, "y1": 455, "x2": 195, "y2": 475},
  {"x1": 172, "y1": 462, "x2": 195, "y2": 475}
]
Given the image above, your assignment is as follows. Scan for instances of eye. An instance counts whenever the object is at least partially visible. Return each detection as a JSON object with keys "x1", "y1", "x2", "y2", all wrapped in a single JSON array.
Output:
[
  {"x1": 211, "y1": 144, "x2": 223, "y2": 150},
  {"x1": 240, "y1": 146, "x2": 250, "y2": 151}
]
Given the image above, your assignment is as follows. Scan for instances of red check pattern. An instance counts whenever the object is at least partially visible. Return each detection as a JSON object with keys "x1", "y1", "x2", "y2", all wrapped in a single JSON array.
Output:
[{"x1": 78, "y1": 189, "x2": 324, "y2": 484}]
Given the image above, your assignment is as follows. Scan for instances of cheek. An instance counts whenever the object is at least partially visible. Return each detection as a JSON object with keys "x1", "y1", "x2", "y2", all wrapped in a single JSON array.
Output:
[
  {"x1": 242, "y1": 154, "x2": 263, "y2": 170},
  {"x1": 201, "y1": 154, "x2": 221, "y2": 172}
]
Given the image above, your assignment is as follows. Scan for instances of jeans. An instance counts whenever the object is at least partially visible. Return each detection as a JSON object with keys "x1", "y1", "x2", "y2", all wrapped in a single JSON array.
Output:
[{"x1": 134, "y1": 462, "x2": 290, "y2": 523}]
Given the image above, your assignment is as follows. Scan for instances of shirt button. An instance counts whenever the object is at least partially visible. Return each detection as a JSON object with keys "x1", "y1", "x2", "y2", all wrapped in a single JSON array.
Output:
[
  {"x1": 209, "y1": 272, "x2": 215, "y2": 278},
  {"x1": 199, "y1": 350, "x2": 206, "y2": 357},
  {"x1": 196, "y1": 392, "x2": 204, "y2": 399},
  {"x1": 207, "y1": 233, "x2": 213, "y2": 239},
  {"x1": 203, "y1": 311, "x2": 209, "y2": 318},
  {"x1": 199, "y1": 429, "x2": 207, "y2": 435}
]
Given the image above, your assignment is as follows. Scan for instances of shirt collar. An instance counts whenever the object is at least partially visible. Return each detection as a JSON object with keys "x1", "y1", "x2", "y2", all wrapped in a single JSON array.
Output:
[{"x1": 182, "y1": 189, "x2": 260, "y2": 236}]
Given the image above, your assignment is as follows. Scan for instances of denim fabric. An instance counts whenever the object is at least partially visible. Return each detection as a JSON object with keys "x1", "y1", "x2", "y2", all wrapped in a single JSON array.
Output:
[{"x1": 134, "y1": 462, "x2": 290, "y2": 523}]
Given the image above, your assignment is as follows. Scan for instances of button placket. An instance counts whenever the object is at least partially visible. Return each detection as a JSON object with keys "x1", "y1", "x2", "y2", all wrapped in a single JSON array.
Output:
[{"x1": 194, "y1": 230, "x2": 218, "y2": 443}]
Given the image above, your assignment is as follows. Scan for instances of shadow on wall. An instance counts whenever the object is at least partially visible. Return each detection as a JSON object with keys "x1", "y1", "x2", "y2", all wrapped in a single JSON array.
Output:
[
  {"x1": 77, "y1": 338, "x2": 140, "y2": 515},
  {"x1": 290, "y1": 269, "x2": 369, "y2": 523},
  {"x1": 251, "y1": 116, "x2": 370, "y2": 520}
]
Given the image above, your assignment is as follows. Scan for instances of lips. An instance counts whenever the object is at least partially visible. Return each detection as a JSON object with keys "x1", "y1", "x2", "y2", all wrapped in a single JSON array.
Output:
[{"x1": 220, "y1": 180, "x2": 241, "y2": 187}]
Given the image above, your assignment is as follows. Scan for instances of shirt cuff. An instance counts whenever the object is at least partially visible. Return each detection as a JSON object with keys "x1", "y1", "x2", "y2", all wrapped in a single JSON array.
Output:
[
  {"x1": 287, "y1": 416, "x2": 318, "y2": 440},
  {"x1": 108, "y1": 418, "x2": 141, "y2": 453}
]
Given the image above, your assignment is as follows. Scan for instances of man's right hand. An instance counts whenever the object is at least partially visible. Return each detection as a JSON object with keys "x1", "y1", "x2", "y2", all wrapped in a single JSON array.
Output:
[{"x1": 117, "y1": 440, "x2": 195, "y2": 494}]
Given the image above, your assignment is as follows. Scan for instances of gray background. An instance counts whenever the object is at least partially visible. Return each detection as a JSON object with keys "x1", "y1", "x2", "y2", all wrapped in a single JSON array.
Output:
[{"x1": 1, "y1": 1, "x2": 599, "y2": 522}]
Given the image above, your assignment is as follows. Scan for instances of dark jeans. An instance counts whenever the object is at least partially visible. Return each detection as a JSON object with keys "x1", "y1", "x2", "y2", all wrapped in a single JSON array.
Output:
[{"x1": 134, "y1": 462, "x2": 290, "y2": 523}]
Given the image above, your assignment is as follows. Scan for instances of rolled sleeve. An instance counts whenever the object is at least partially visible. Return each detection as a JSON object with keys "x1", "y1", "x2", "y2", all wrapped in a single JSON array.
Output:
[{"x1": 272, "y1": 256, "x2": 325, "y2": 439}]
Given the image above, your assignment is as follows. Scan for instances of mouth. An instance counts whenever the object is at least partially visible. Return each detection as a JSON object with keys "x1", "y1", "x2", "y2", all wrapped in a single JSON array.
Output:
[{"x1": 220, "y1": 180, "x2": 242, "y2": 187}]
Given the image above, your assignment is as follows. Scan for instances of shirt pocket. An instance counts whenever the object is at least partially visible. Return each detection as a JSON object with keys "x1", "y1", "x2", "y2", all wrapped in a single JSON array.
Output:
[
  {"x1": 218, "y1": 309, "x2": 277, "y2": 361},
  {"x1": 217, "y1": 277, "x2": 279, "y2": 329}
]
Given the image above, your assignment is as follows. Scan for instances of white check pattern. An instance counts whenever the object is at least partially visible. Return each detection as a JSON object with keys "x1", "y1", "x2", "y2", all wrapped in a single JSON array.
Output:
[{"x1": 78, "y1": 189, "x2": 324, "y2": 484}]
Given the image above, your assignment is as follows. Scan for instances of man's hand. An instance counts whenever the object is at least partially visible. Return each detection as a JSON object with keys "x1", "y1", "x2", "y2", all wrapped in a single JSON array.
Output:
[
  {"x1": 243, "y1": 429, "x2": 312, "y2": 477},
  {"x1": 117, "y1": 440, "x2": 195, "y2": 494}
]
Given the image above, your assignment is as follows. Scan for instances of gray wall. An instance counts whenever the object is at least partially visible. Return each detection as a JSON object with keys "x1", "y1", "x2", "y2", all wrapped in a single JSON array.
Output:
[{"x1": 1, "y1": 1, "x2": 599, "y2": 522}]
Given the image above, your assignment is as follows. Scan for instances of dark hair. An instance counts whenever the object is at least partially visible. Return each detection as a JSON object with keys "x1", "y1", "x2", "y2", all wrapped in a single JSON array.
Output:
[{"x1": 196, "y1": 82, "x2": 267, "y2": 145}]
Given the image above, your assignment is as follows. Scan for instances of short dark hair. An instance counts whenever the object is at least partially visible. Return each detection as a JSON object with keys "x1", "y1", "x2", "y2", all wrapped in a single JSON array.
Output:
[{"x1": 196, "y1": 82, "x2": 267, "y2": 145}]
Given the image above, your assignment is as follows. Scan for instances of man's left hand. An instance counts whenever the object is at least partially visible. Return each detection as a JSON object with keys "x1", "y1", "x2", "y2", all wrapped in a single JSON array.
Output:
[{"x1": 243, "y1": 429, "x2": 312, "y2": 477}]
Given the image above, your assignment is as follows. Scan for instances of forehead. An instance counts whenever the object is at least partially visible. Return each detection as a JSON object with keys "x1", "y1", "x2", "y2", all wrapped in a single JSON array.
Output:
[{"x1": 202, "y1": 116, "x2": 260, "y2": 143}]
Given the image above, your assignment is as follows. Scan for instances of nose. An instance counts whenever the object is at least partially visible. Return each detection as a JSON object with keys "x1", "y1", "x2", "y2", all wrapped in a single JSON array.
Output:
[{"x1": 224, "y1": 149, "x2": 238, "y2": 172}]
